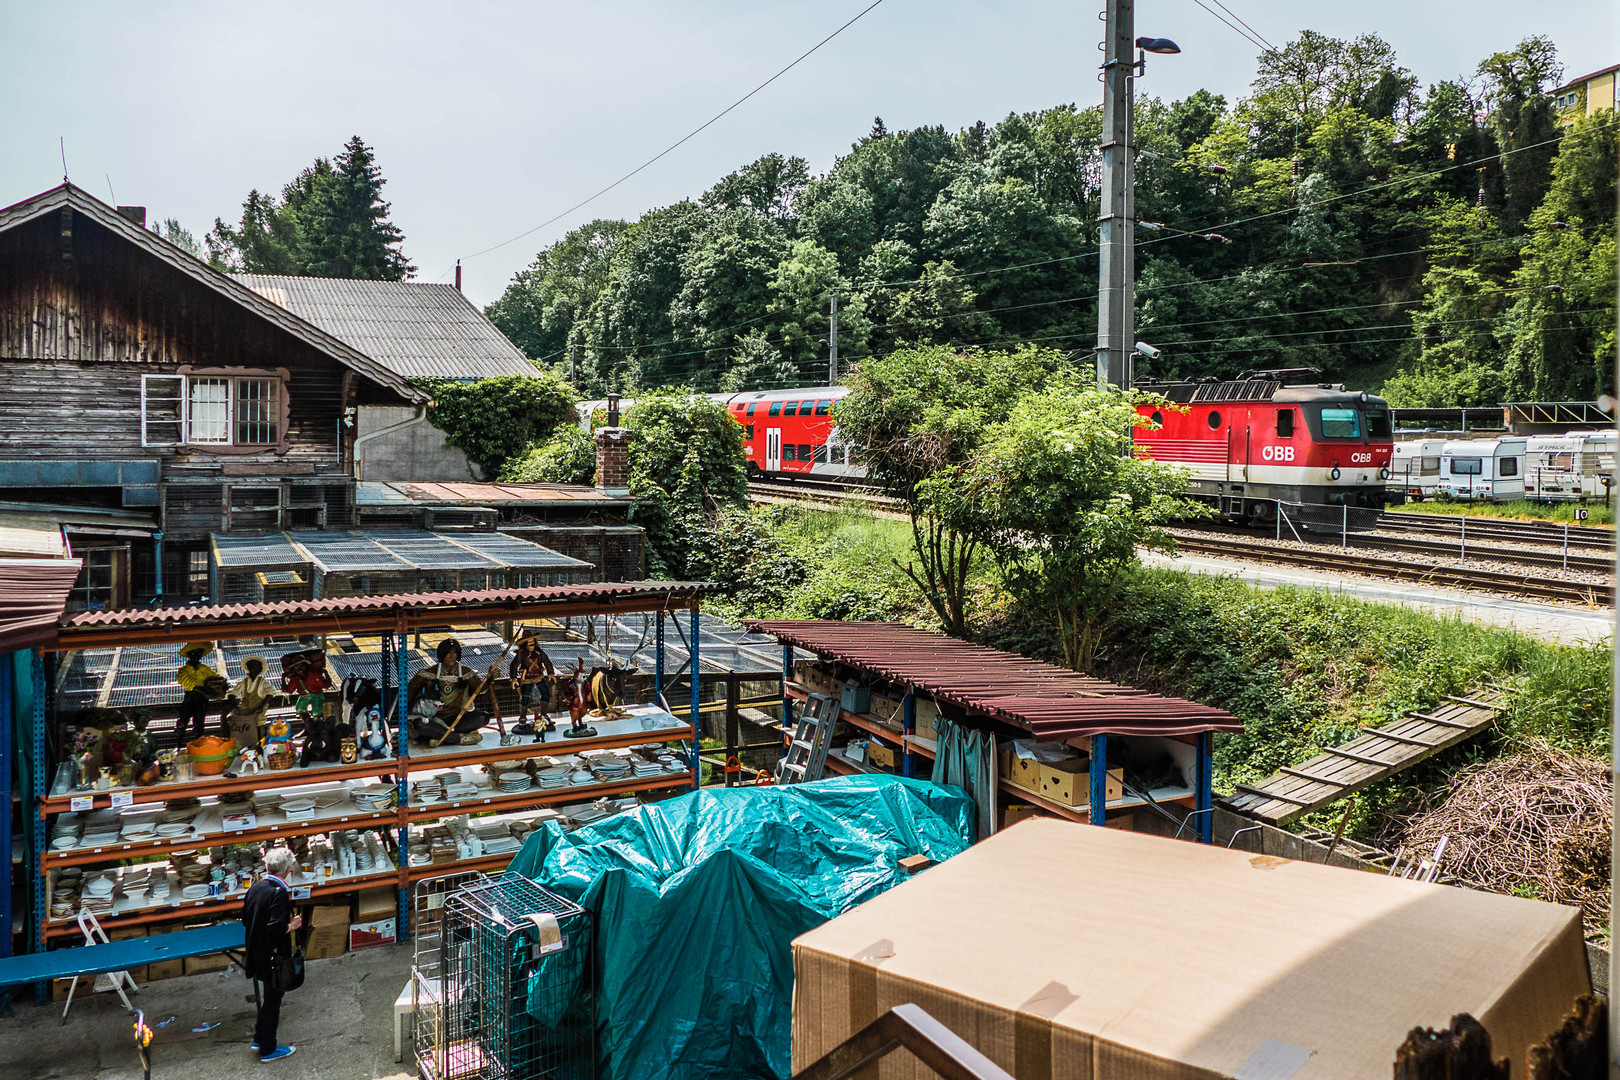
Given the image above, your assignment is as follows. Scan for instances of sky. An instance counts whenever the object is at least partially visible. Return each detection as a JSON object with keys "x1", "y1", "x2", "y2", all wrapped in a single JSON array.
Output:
[{"x1": 1, "y1": 1, "x2": 1612, "y2": 307}]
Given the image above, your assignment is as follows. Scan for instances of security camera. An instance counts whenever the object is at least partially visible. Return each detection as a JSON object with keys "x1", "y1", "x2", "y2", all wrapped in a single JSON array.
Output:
[{"x1": 1134, "y1": 341, "x2": 1161, "y2": 360}]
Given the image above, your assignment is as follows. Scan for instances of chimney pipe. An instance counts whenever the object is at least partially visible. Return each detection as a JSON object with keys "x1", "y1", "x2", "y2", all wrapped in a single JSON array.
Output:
[
  {"x1": 454, "y1": 260, "x2": 462, "y2": 291},
  {"x1": 115, "y1": 205, "x2": 146, "y2": 228},
  {"x1": 606, "y1": 392, "x2": 621, "y2": 428}
]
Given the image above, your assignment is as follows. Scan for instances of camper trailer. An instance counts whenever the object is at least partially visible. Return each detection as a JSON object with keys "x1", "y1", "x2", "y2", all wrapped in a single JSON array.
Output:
[
  {"x1": 1391, "y1": 439, "x2": 1446, "y2": 501},
  {"x1": 1438, "y1": 437, "x2": 1527, "y2": 502},
  {"x1": 1523, "y1": 432, "x2": 1616, "y2": 502}
]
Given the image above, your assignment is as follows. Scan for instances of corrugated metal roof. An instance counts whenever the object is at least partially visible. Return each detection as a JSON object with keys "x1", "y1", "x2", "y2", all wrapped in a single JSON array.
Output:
[
  {"x1": 233, "y1": 274, "x2": 537, "y2": 381},
  {"x1": 0, "y1": 513, "x2": 68, "y2": 558},
  {"x1": 359, "y1": 480, "x2": 628, "y2": 506},
  {"x1": 57, "y1": 581, "x2": 713, "y2": 648},
  {"x1": 0, "y1": 558, "x2": 83, "y2": 652},
  {"x1": 0, "y1": 185, "x2": 427, "y2": 404},
  {"x1": 745, "y1": 620, "x2": 1242, "y2": 739}
]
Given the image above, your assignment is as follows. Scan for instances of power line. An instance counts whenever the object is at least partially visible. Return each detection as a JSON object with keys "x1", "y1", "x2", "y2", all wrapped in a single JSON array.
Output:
[
  {"x1": 450, "y1": 0, "x2": 886, "y2": 274},
  {"x1": 1203, "y1": 0, "x2": 1276, "y2": 51},
  {"x1": 1188, "y1": 0, "x2": 1268, "y2": 54}
]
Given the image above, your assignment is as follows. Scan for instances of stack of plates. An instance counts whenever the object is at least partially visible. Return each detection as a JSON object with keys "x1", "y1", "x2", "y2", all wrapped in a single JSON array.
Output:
[
  {"x1": 436, "y1": 771, "x2": 463, "y2": 787},
  {"x1": 629, "y1": 758, "x2": 664, "y2": 777},
  {"x1": 411, "y1": 780, "x2": 446, "y2": 805},
  {"x1": 156, "y1": 821, "x2": 193, "y2": 838},
  {"x1": 351, "y1": 785, "x2": 398, "y2": 812},
  {"x1": 445, "y1": 781, "x2": 479, "y2": 800},
  {"x1": 280, "y1": 798, "x2": 317, "y2": 822},
  {"x1": 592, "y1": 758, "x2": 632, "y2": 781},
  {"x1": 481, "y1": 835, "x2": 521, "y2": 855},
  {"x1": 567, "y1": 769, "x2": 595, "y2": 787},
  {"x1": 80, "y1": 828, "x2": 121, "y2": 848},
  {"x1": 50, "y1": 835, "x2": 78, "y2": 851},
  {"x1": 497, "y1": 771, "x2": 531, "y2": 793},
  {"x1": 181, "y1": 883, "x2": 211, "y2": 900},
  {"x1": 536, "y1": 765, "x2": 572, "y2": 790},
  {"x1": 121, "y1": 821, "x2": 157, "y2": 841}
]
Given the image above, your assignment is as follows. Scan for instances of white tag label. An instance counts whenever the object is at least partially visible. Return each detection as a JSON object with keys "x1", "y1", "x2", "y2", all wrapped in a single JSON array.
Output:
[
  {"x1": 70, "y1": 796, "x2": 93, "y2": 812},
  {"x1": 110, "y1": 792, "x2": 134, "y2": 809},
  {"x1": 290, "y1": 887, "x2": 312, "y2": 900}
]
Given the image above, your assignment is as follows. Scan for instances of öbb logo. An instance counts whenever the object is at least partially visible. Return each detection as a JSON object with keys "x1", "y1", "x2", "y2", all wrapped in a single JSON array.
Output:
[{"x1": 1261, "y1": 445, "x2": 1295, "y2": 462}]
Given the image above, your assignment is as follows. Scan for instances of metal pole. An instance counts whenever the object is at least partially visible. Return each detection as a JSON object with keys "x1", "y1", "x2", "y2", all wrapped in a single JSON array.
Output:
[
  {"x1": 0, "y1": 657, "x2": 12, "y2": 959},
  {"x1": 1341, "y1": 503, "x2": 1347, "y2": 549},
  {"x1": 570, "y1": 343, "x2": 579, "y2": 386},
  {"x1": 689, "y1": 605, "x2": 701, "y2": 791},
  {"x1": 781, "y1": 644, "x2": 793, "y2": 763},
  {"x1": 828, "y1": 293, "x2": 839, "y2": 386},
  {"x1": 724, "y1": 674, "x2": 739, "y2": 788},
  {"x1": 1607, "y1": 259, "x2": 1618, "y2": 1077},
  {"x1": 1089, "y1": 733, "x2": 1110, "y2": 826},
  {"x1": 1459, "y1": 515, "x2": 1466, "y2": 561},
  {"x1": 654, "y1": 614, "x2": 664, "y2": 707},
  {"x1": 901, "y1": 690, "x2": 915, "y2": 779},
  {"x1": 1095, "y1": 0, "x2": 1134, "y2": 388}
]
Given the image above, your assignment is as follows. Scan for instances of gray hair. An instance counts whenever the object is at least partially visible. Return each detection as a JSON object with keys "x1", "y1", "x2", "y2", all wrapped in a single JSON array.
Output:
[{"x1": 264, "y1": 847, "x2": 298, "y2": 880}]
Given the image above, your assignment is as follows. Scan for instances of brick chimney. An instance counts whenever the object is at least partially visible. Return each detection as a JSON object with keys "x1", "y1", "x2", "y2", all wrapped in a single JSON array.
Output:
[
  {"x1": 115, "y1": 205, "x2": 146, "y2": 227},
  {"x1": 594, "y1": 427, "x2": 631, "y2": 497}
]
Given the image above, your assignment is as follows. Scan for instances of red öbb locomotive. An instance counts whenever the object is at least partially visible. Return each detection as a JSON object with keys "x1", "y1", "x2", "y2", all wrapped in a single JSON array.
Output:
[{"x1": 1132, "y1": 369, "x2": 1393, "y2": 521}]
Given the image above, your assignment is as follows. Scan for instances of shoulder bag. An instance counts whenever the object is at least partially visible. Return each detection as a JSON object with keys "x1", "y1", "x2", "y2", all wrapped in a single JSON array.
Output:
[{"x1": 265, "y1": 927, "x2": 305, "y2": 994}]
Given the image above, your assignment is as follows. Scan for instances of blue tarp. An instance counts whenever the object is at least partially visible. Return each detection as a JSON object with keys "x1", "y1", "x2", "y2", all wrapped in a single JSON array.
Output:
[{"x1": 506, "y1": 775, "x2": 975, "y2": 1080}]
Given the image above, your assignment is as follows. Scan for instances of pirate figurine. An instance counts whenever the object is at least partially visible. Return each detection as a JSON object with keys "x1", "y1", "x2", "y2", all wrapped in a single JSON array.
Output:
[
  {"x1": 175, "y1": 641, "x2": 228, "y2": 748},
  {"x1": 507, "y1": 634, "x2": 556, "y2": 740},
  {"x1": 406, "y1": 638, "x2": 489, "y2": 746}
]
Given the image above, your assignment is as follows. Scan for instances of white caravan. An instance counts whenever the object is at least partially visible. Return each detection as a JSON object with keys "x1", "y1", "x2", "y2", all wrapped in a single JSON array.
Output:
[
  {"x1": 1438, "y1": 437, "x2": 1527, "y2": 502},
  {"x1": 1391, "y1": 439, "x2": 1446, "y2": 501}
]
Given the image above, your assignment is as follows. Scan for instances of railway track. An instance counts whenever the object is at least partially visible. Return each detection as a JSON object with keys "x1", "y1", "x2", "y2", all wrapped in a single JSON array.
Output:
[
  {"x1": 1182, "y1": 521, "x2": 1615, "y2": 574},
  {"x1": 1379, "y1": 510, "x2": 1614, "y2": 550},
  {"x1": 1170, "y1": 533, "x2": 1612, "y2": 606}
]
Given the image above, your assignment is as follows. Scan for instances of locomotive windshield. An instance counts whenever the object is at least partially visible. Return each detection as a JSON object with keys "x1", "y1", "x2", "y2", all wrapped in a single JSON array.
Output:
[{"x1": 1318, "y1": 407, "x2": 1361, "y2": 438}]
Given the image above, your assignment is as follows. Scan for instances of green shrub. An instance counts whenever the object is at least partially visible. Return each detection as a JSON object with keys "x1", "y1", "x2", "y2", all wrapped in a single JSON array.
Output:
[
  {"x1": 501, "y1": 426, "x2": 596, "y2": 485},
  {"x1": 416, "y1": 374, "x2": 577, "y2": 478}
]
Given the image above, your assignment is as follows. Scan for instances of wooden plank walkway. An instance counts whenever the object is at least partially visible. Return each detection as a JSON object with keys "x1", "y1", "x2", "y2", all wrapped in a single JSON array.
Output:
[{"x1": 1220, "y1": 692, "x2": 1504, "y2": 825}]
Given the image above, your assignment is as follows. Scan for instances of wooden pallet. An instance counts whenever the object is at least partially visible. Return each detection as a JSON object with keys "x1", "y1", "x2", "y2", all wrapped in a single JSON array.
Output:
[{"x1": 1221, "y1": 693, "x2": 1503, "y2": 825}]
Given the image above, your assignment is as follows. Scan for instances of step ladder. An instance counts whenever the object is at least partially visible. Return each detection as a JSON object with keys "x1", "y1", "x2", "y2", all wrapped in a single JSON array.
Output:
[{"x1": 777, "y1": 692, "x2": 838, "y2": 784}]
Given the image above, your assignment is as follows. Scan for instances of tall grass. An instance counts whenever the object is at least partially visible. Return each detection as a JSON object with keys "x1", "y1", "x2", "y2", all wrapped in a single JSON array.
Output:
[{"x1": 1397, "y1": 498, "x2": 1615, "y2": 526}]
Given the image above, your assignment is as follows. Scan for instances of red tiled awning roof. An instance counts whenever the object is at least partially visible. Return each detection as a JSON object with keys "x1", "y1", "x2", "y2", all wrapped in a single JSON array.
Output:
[
  {"x1": 54, "y1": 581, "x2": 711, "y2": 650},
  {"x1": 745, "y1": 620, "x2": 1241, "y2": 740},
  {"x1": 0, "y1": 558, "x2": 83, "y2": 654}
]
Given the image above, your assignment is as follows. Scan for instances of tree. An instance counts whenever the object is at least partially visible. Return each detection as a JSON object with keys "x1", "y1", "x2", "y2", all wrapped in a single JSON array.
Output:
[
  {"x1": 766, "y1": 239, "x2": 868, "y2": 374},
  {"x1": 921, "y1": 386, "x2": 1195, "y2": 671},
  {"x1": 886, "y1": 261, "x2": 997, "y2": 345},
  {"x1": 299, "y1": 136, "x2": 415, "y2": 279},
  {"x1": 720, "y1": 329, "x2": 799, "y2": 392},
  {"x1": 485, "y1": 218, "x2": 629, "y2": 367},
  {"x1": 500, "y1": 426, "x2": 596, "y2": 485},
  {"x1": 1478, "y1": 37, "x2": 1564, "y2": 231},
  {"x1": 622, "y1": 390, "x2": 748, "y2": 578},
  {"x1": 157, "y1": 218, "x2": 201, "y2": 258},
  {"x1": 701, "y1": 153, "x2": 811, "y2": 219},
  {"x1": 415, "y1": 374, "x2": 575, "y2": 478},
  {"x1": 835, "y1": 344, "x2": 1065, "y2": 636}
]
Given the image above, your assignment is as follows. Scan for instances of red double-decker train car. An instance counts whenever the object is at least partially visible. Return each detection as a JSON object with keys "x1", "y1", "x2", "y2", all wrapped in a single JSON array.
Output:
[{"x1": 1132, "y1": 369, "x2": 1394, "y2": 520}]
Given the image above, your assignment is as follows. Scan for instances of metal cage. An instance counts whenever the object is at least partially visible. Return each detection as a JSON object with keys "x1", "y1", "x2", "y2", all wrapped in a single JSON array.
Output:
[{"x1": 416, "y1": 875, "x2": 593, "y2": 1080}]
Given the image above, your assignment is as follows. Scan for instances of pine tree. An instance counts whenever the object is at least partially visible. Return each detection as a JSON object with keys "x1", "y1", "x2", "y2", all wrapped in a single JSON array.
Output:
[{"x1": 301, "y1": 136, "x2": 415, "y2": 280}]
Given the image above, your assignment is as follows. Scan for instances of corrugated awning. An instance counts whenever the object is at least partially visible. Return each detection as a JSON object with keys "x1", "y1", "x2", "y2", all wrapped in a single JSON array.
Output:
[
  {"x1": 0, "y1": 513, "x2": 68, "y2": 558},
  {"x1": 0, "y1": 558, "x2": 83, "y2": 653},
  {"x1": 745, "y1": 620, "x2": 1242, "y2": 740}
]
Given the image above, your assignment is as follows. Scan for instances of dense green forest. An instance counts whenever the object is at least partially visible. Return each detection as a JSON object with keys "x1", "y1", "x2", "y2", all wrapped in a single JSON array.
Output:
[{"x1": 486, "y1": 33, "x2": 1617, "y2": 406}]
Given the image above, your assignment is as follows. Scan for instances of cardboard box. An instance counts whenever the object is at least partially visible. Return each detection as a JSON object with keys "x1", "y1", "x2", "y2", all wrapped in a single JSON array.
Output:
[
  {"x1": 866, "y1": 742, "x2": 897, "y2": 770},
  {"x1": 1005, "y1": 753, "x2": 1042, "y2": 794},
  {"x1": 791, "y1": 819, "x2": 1591, "y2": 1080},
  {"x1": 303, "y1": 904, "x2": 350, "y2": 960},
  {"x1": 356, "y1": 886, "x2": 396, "y2": 922},
  {"x1": 870, "y1": 694, "x2": 902, "y2": 722},
  {"x1": 349, "y1": 917, "x2": 397, "y2": 950},
  {"x1": 183, "y1": 952, "x2": 231, "y2": 975},
  {"x1": 912, "y1": 698, "x2": 939, "y2": 740},
  {"x1": 1039, "y1": 759, "x2": 1124, "y2": 807},
  {"x1": 999, "y1": 800, "x2": 1043, "y2": 830},
  {"x1": 147, "y1": 958, "x2": 185, "y2": 981}
]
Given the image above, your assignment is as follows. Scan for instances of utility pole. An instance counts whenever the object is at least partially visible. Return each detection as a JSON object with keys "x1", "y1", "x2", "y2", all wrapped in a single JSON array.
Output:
[
  {"x1": 571, "y1": 343, "x2": 579, "y2": 385},
  {"x1": 828, "y1": 292, "x2": 839, "y2": 386},
  {"x1": 1096, "y1": 0, "x2": 1135, "y2": 389}
]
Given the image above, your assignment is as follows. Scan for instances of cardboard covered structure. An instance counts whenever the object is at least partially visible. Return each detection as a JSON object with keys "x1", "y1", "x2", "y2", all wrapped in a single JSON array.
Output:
[{"x1": 792, "y1": 818, "x2": 1589, "y2": 1080}]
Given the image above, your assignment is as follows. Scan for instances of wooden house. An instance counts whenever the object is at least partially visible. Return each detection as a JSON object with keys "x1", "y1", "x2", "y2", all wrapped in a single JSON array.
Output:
[{"x1": 0, "y1": 184, "x2": 429, "y2": 609}]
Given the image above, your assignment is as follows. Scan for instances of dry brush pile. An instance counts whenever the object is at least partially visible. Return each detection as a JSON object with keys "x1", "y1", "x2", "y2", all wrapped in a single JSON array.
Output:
[{"x1": 1381, "y1": 741, "x2": 1611, "y2": 933}]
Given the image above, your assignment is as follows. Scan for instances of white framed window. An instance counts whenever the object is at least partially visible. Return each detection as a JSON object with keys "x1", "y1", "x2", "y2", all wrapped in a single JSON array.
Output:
[
  {"x1": 142, "y1": 373, "x2": 286, "y2": 449},
  {"x1": 140, "y1": 375, "x2": 184, "y2": 446}
]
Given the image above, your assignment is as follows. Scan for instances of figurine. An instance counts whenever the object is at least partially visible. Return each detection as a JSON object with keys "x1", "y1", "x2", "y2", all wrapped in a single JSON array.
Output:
[
  {"x1": 358, "y1": 707, "x2": 390, "y2": 760},
  {"x1": 235, "y1": 747, "x2": 265, "y2": 775},
  {"x1": 175, "y1": 642, "x2": 228, "y2": 748},
  {"x1": 405, "y1": 639, "x2": 489, "y2": 746},
  {"x1": 508, "y1": 634, "x2": 556, "y2": 739},
  {"x1": 225, "y1": 656, "x2": 279, "y2": 752},
  {"x1": 562, "y1": 660, "x2": 597, "y2": 739}
]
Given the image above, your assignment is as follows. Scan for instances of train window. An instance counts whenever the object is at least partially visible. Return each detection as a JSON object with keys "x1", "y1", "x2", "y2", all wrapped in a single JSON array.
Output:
[
  {"x1": 783, "y1": 401, "x2": 799, "y2": 417},
  {"x1": 815, "y1": 400, "x2": 831, "y2": 416},
  {"x1": 1500, "y1": 457, "x2": 1519, "y2": 478},
  {"x1": 745, "y1": 425, "x2": 754, "y2": 440},
  {"x1": 747, "y1": 403, "x2": 757, "y2": 417},
  {"x1": 797, "y1": 444, "x2": 812, "y2": 461},
  {"x1": 1365, "y1": 409, "x2": 1391, "y2": 437},
  {"x1": 799, "y1": 401, "x2": 816, "y2": 414},
  {"x1": 812, "y1": 444, "x2": 829, "y2": 463},
  {"x1": 1149, "y1": 410, "x2": 1164, "y2": 428},
  {"x1": 1207, "y1": 410, "x2": 1222, "y2": 430},
  {"x1": 1319, "y1": 407, "x2": 1361, "y2": 438},
  {"x1": 769, "y1": 402, "x2": 782, "y2": 417},
  {"x1": 1276, "y1": 408, "x2": 1295, "y2": 438},
  {"x1": 1451, "y1": 457, "x2": 1482, "y2": 475},
  {"x1": 782, "y1": 444, "x2": 797, "y2": 462}
]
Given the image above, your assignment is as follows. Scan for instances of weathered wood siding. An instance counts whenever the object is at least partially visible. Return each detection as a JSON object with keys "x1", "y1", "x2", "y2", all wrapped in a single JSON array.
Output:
[{"x1": 0, "y1": 209, "x2": 358, "y2": 473}]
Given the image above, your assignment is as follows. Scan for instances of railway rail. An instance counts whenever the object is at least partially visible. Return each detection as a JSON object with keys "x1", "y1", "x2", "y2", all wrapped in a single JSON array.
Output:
[
  {"x1": 1181, "y1": 521, "x2": 1614, "y2": 574},
  {"x1": 1379, "y1": 510, "x2": 1613, "y2": 550},
  {"x1": 1169, "y1": 532, "x2": 1612, "y2": 606}
]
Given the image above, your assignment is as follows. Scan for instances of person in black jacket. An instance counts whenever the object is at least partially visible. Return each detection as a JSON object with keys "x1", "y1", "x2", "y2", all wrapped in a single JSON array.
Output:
[{"x1": 242, "y1": 847, "x2": 304, "y2": 1063}]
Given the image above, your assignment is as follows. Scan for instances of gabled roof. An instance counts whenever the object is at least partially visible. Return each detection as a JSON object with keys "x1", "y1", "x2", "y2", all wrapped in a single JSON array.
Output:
[
  {"x1": 0, "y1": 184, "x2": 428, "y2": 404},
  {"x1": 233, "y1": 275, "x2": 537, "y2": 381},
  {"x1": 1556, "y1": 62, "x2": 1620, "y2": 93}
]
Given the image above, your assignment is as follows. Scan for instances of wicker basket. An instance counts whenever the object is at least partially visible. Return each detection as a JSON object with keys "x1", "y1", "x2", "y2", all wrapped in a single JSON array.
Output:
[{"x1": 266, "y1": 749, "x2": 297, "y2": 771}]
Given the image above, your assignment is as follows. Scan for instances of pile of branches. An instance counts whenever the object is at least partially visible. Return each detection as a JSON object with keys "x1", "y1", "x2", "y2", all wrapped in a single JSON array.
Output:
[{"x1": 1381, "y1": 741, "x2": 1611, "y2": 930}]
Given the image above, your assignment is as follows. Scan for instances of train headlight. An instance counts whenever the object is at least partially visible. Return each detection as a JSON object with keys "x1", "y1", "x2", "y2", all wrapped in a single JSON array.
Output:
[
  {"x1": 1379, "y1": 467, "x2": 1389, "y2": 480},
  {"x1": 1329, "y1": 466, "x2": 1341, "y2": 481}
]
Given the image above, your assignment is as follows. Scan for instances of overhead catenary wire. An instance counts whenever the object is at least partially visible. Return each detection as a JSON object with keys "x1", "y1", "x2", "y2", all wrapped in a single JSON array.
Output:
[
  {"x1": 1188, "y1": 0, "x2": 1270, "y2": 54},
  {"x1": 444, "y1": 0, "x2": 886, "y2": 278}
]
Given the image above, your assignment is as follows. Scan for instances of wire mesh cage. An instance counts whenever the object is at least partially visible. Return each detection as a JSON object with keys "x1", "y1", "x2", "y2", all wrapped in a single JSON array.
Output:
[{"x1": 417, "y1": 875, "x2": 594, "y2": 1080}]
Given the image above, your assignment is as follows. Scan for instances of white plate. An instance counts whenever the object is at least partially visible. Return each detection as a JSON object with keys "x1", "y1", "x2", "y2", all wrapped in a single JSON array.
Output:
[
  {"x1": 156, "y1": 822, "x2": 192, "y2": 837},
  {"x1": 51, "y1": 836, "x2": 77, "y2": 850},
  {"x1": 280, "y1": 799, "x2": 316, "y2": 814},
  {"x1": 181, "y1": 883, "x2": 210, "y2": 900}
]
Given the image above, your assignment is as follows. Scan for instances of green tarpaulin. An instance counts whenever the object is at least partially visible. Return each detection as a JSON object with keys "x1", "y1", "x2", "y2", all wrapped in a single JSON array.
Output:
[{"x1": 506, "y1": 774, "x2": 974, "y2": 1080}]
